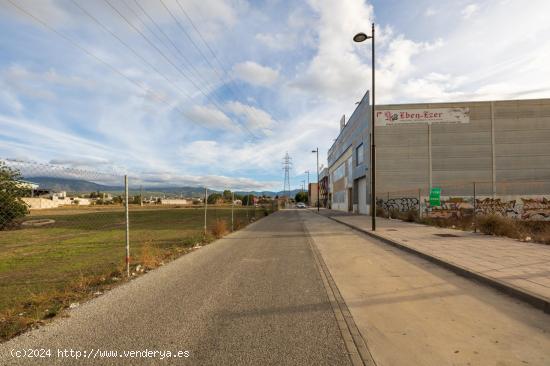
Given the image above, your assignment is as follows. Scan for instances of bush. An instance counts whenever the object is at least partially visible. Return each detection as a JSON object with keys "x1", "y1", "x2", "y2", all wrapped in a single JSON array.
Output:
[
  {"x1": 0, "y1": 162, "x2": 29, "y2": 230},
  {"x1": 376, "y1": 207, "x2": 387, "y2": 218},
  {"x1": 476, "y1": 215, "x2": 521, "y2": 238},
  {"x1": 211, "y1": 219, "x2": 227, "y2": 239},
  {"x1": 401, "y1": 209, "x2": 419, "y2": 222}
]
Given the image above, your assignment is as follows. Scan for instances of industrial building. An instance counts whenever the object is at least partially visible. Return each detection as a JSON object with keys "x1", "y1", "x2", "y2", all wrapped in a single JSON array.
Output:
[
  {"x1": 327, "y1": 91, "x2": 370, "y2": 214},
  {"x1": 326, "y1": 96, "x2": 550, "y2": 213}
]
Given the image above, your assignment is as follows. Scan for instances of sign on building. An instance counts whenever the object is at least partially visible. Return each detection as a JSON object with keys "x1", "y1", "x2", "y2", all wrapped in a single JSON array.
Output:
[
  {"x1": 429, "y1": 187, "x2": 441, "y2": 207},
  {"x1": 375, "y1": 108, "x2": 470, "y2": 126}
]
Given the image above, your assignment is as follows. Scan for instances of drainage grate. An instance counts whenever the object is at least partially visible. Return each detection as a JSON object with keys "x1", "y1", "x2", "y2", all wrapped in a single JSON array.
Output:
[{"x1": 434, "y1": 233, "x2": 460, "y2": 238}]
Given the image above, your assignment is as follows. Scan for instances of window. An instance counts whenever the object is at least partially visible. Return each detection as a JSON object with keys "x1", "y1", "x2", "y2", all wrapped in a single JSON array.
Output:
[
  {"x1": 356, "y1": 143, "x2": 364, "y2": 166},
  {"x1": 332, "y1": 163, "x2": 345, "y2": 181}
]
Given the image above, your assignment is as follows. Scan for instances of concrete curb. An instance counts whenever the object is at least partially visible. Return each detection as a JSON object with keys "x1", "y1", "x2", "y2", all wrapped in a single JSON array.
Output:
[{"x1": 320, "y1": 213, "x2": 550, "y2": 314}]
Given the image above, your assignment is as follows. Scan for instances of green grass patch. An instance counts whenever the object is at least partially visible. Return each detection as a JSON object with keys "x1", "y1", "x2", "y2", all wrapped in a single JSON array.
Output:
[{"x1": 0, "y1": 205, "x2": 274, "y2": 341}]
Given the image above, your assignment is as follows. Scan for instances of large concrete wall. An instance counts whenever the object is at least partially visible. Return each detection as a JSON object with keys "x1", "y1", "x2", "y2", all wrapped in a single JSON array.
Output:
[{"x1": 375, "y1": 98, "x2": 550, "y2": 197}]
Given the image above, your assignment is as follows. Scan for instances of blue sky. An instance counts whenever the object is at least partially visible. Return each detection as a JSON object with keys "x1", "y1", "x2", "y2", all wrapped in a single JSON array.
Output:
[{"x1": 1, "y1": 0, "x2": 549, "y2": 191}]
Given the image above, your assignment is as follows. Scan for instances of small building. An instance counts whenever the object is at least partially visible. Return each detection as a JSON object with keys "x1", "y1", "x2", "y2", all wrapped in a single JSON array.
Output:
[
  {"x1": 159, "y1": 198, "x2": 189, "y2": 205},
  {"x1": 319, "y1": 168, "x2": 329, "y2": 208},
  {"x1": 308, "y1": 183, "x2": 319, "y2": 207}
]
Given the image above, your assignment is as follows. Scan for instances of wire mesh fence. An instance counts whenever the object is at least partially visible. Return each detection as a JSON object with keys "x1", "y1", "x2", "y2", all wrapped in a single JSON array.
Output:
[{"x1": 0, "y1": 159, "x2": 277, "y2": 338}]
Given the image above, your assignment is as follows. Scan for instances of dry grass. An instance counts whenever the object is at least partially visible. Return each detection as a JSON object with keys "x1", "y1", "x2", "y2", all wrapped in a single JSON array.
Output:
[
  {"x1": 211, "y1": 219, "x2": 228, "y2": 239},
  {"x1": 476, "y1": 215, "x2": 520, "y2": 238},
  {"x1": 139, "y1": 242, "x2": 162, "y2": 269},
  {"x1": 0, "y1": 206, "x2": 276, "y2": 342}
]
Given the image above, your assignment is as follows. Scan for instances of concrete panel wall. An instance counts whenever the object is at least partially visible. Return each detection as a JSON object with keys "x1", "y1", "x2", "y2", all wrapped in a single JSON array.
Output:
[{"x1": 374, "y1": 98, "x2": 550, "y2": 197}]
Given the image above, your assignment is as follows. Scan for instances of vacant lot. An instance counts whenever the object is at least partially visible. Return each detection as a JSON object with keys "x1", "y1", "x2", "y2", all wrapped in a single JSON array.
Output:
[{"x1": 0, "y1": 205, "x2": 269, "y2": 340}]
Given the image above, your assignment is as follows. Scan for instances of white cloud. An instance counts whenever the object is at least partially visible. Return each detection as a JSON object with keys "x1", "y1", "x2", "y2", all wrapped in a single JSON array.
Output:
[
  {"x1": 255, "y1": 32, "x2": 296, "y2": 51},
  {"x1": 185, "y1": 105, "x2": 240, "y2": 132},
  {"x1": 461, "y1": 4, "x2": 479, "y2": 19},
  {"x1": 226, "y1": 101, "x2": 276, "y2": 132},
  {"x1": 232, "y1": 61, "x2": 279, "y2": 86},
  {"x1": 425, "y1": 7, "x2": 437, "y2": 16}
]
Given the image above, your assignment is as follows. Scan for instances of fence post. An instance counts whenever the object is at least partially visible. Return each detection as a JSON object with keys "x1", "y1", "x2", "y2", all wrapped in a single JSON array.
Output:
[
  {"x1": 418, "y1": 188, "x2": 422, "y2": 219},
  {"x1": 231, "y1": 191, "x2": 234, "y2": 232},
  {"x1": 387, "y1": 192, "x2": 391, "y2": 219},
  {"x1": 473, "y1": 181, "x2": 477, "y2": 233},
  {"x1": 204, "y1": 187, "x2": 208, "y2": 236},
  {"x1": 124, "y1": 175, "x2": 130, "y2": 277}
]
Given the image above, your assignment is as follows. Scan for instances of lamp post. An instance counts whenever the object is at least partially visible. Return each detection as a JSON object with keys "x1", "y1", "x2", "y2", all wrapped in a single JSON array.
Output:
[
  {"x1": 353, "y1": 22, "x2": 376, "y2": 231},
  {"x1": 312, "y1": 148, "x2": 320, "y2": 212}
]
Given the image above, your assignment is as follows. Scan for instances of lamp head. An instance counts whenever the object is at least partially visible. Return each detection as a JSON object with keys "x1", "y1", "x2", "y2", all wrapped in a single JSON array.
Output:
[{"x1": 353, "y1": 32, "x2": 371, "y2": 42}]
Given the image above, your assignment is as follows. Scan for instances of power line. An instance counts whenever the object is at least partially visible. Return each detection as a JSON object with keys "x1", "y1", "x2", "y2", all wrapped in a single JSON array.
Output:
[
  {"x1": 128, "y1": 0, "x2": 215, "y2": 93},
  {"x1": 162, "y1": 0, "x2": 267, "y2": 137},
  {"x1": 176, "y1": 0, "x2": 255, "y2": 106},
  {"x1": 102, "y1": 0, "x2": 257, "y2": 139},
  {"x1": 69, "y1": 0, "x2": 193, "y2": 101},
  {"x1": 4, "y1": 0, "x2": 183, "y2": 114}
]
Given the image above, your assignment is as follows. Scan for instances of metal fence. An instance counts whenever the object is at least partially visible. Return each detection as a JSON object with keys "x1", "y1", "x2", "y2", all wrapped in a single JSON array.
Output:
[
  {"x1": 0, "y1": 159, "x2": 277, "y2": 283},
  {"x1": 376, "y1": 179, "x2": 550, "y2": 221}
]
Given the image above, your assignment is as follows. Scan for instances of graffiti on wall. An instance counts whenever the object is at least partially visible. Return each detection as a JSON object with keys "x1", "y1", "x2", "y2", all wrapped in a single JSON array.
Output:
[
  {"x1": 518, "y1": 198, "x2": 550, "y2": 220},
  {"x1": 377, "y1": 197, "x2": 419, "y2": 213},
  {"x1": 428, "y1": 198, "x2": 473, "y2": 219},
  {"x1": 377, "y1": 196, "x2": 550, "y2": 221},
  {"x1": 474, "y1": 198, "x2": 519, "y2": 218}
]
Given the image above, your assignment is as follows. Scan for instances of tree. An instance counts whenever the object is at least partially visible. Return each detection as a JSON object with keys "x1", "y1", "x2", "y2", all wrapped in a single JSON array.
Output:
[
  {"x1": 295, "y1": 191, "x2": 308, "y2": 203},
  {"x1": 222, "y1": 190, "x2": 232, "y2": 201},
  {"x1": 0, "y1": 162, "x2": 29, "y2": 230},
  {"x1": 242, "y1": 194, "x2": 255, "y2": 206},
  {"x1": 207, "y1": 193, "x2": 223, "y2": 204},
  {"x1": 132, "y1": 195, "x2": 142, "y2": 205}
]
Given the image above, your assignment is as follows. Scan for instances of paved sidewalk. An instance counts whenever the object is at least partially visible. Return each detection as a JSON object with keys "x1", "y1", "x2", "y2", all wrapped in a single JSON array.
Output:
[{"x1": 316, "y1": 209, "x2": 550, "y2": 310}]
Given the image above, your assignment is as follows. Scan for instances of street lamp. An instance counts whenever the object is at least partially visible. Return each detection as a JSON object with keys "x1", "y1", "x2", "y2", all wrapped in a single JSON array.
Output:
[
  {"x1": 312, "y1": 148, "x2": 320, "y2": 212},
  {"x1": 353, "y1": 22, "x2": 376, "y2": 231}
]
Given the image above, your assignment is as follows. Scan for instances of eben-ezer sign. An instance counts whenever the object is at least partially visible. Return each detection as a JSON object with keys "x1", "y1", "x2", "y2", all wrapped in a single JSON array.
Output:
[{"x1": 375, "y1": 108, "x2": 470, "y2": 126}]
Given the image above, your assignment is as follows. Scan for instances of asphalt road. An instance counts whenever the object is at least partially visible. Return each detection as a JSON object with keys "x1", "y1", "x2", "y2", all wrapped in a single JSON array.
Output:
[{"x1": 0, "y1": 210, "x2": 351, "y2": 365}]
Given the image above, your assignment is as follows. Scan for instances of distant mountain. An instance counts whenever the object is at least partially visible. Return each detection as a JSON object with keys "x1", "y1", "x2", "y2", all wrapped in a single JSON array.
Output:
[
  {"x1": 25, "y1": 177, "x2": 119, "y2": 193},
  {"x1": 25, "y1": 177, "x2": 306, "y2": 198}
]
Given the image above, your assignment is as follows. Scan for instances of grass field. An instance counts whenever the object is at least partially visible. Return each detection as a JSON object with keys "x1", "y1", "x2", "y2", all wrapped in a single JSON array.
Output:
[{"x1": 0, "y1": 204, "x2": 272, "y2": 340}]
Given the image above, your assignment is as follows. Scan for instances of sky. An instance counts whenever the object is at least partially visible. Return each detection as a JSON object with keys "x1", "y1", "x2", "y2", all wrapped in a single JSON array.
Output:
[{"x1": 1, "y1": 0, "x2": 549, "y2": 191}]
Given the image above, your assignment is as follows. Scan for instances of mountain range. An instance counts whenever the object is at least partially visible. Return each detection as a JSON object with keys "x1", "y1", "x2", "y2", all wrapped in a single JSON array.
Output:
[{"x1": 25, "y1": 177, "x2": 303, "y2": 198}]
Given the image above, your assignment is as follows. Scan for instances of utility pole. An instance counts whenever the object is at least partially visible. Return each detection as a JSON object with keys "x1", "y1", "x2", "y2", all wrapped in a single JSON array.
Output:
[
  {"x1": 204, "y1": 187, "x2": 208, "y2": 236},
  {"x1": 353, "y1": 22, "x2": 376, "y2": 231},
  {"x1": 282, "y1": 152, "x2": 292, "y2": 206},
  {"x1": 231, "y1": 191, "x2": 234, "y2": 232},
  {"x1": 124, "y1": 175, "x2": 130, "y2": 277},
  {"x1": 312, "y1": 148, "x2": 320, "y2": 212}
]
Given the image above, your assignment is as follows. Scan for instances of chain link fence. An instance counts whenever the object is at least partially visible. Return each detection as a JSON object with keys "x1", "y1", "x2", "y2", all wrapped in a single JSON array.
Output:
[{"x1": 0, "y1": 159, "x2": 277, "y2": 339}]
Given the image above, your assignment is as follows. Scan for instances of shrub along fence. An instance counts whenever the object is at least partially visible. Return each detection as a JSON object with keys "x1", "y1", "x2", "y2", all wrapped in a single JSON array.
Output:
[{"x1": 375, "y1": 179, "x2": 550, "y2": 244}]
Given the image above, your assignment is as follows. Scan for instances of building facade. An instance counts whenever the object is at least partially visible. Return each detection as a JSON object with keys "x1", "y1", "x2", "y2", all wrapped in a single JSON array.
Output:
[
  {"x1": 375, "y1": 98, "x2": 550, "y2": 197},
  {"x1": 327, "y1": 91, "x2": 370, "y2": 214},
  {"x1": 326, "y1": 96, "x2": 550, "y2": 214}
]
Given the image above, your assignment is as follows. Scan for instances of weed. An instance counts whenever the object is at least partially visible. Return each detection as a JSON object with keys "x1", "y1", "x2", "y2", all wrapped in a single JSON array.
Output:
[{"x1": 211, "y1": 219, "x2": 227, "y2": 239}]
